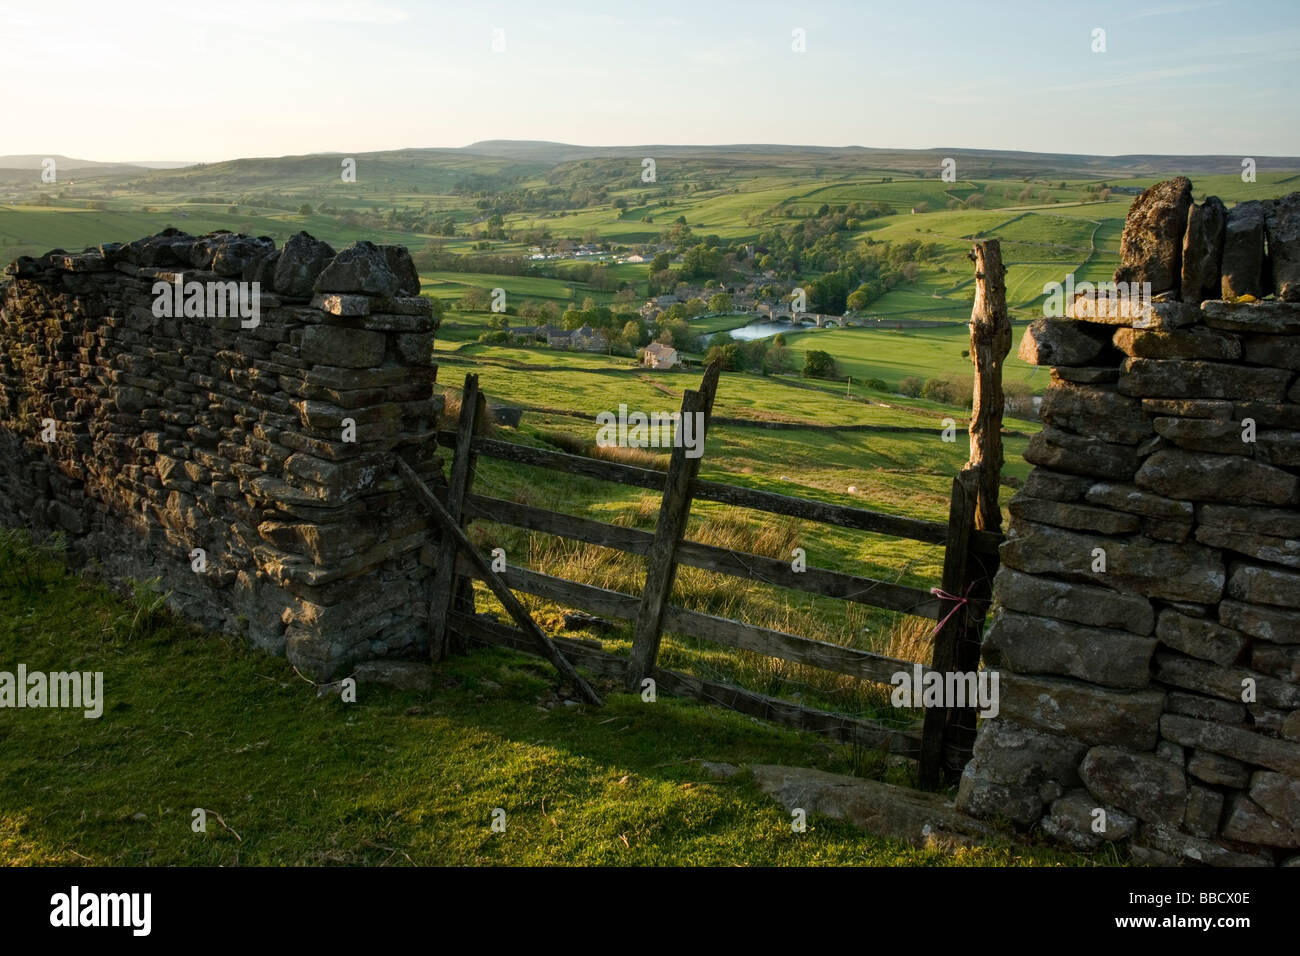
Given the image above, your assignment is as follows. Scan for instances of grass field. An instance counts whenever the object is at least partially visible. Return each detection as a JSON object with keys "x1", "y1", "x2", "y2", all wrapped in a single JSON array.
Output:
[
  {"x1": 0, "y1": 530, "x2": 1104, "y2": 867},
  {"x1": 781, "y1": 324, "x2": 1045, "y2": 391}
]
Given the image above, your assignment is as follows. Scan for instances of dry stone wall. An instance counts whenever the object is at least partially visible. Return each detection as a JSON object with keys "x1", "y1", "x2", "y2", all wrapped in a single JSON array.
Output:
[
  {"x1": 0, "y1": 230, "x2": 445, "y2": 679},
  {"x1": 958, "y1": 181, "x2": 1300, "y2": 865}
]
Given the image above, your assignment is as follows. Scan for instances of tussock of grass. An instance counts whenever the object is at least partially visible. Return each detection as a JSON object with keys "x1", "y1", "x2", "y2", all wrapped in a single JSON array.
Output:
[{"x1": 541, "y1": 429, "x2": 670, "y2": 471}]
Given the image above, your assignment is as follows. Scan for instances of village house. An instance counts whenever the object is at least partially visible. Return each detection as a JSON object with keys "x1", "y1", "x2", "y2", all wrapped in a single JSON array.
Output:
[
  {"x1": 643, "y1": 342, "x2": 679, "y2": 370},
  {"x1": 508, "y1": 323, "x2": 567, "y2": 343},
  {"x1": 568, "y1": 324, "x2": 606, "y2": 352}
]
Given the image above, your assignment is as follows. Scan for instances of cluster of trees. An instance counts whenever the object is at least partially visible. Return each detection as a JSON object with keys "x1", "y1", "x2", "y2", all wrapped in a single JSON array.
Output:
[
  {"x1": 703, "y1": 332, "x2": 795, "y2": 374},
  {"x1": 801, "y1": 350, "x2": 838, "y2": 379},
  {"x1": 898, "y1": 376, "x2": 975, "y2": 406},
  {"x1": 896, "y1": 376, "x2": 1038, "y2": 416}
]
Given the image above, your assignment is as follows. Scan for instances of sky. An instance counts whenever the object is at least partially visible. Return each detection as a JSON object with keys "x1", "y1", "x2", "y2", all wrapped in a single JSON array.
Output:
[{"x1": 2, "y1": 0, "x2": 1299, "y2": 163}]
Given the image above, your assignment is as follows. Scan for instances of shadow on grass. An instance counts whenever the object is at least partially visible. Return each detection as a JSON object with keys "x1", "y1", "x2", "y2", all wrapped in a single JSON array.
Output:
[{"x1": 0, "y1": 535, "x2": 1109, "y2": 867}]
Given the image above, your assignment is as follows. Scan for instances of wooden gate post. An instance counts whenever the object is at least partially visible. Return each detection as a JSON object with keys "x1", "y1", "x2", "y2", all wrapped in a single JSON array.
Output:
[
  {"x1": 919, "y1": 467, "x2": 978, "y2": 789},
  {"x1": 932, "y1": 239, "x2": 1012, "y2": 781},
  {"x1": 968, "y1": 239, "x2": 1011, "y2": 533},
  {"x1": 427, "y1": 373, "x2": 486, "y2": 660},
  {"x1": 625, "y1": 362, "x2": 721, "y2": 691}
]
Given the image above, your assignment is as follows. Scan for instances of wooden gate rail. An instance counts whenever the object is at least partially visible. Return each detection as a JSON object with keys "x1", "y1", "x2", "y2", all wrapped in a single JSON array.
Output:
[
  {"x1": 433, "y1": 430, "x2": 1002, "y2": 557},
  {"x1": 396, "y1": 455, "x2": 603, "y2": 706},
  {"x1": 460, "y1": 494, "x2": 946, "y2": 618},
  {"x1": 450, "y1": 610, "x2": 923, "y2": 758},
  {"x1": 451, "y1": 554, "x2": 937, "y2": 686}
]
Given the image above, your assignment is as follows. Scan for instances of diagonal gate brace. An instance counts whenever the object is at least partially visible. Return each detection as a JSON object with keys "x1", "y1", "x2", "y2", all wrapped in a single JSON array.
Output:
[{"x1": 395, "y1": 455, "x2": 604, "y2": 707}]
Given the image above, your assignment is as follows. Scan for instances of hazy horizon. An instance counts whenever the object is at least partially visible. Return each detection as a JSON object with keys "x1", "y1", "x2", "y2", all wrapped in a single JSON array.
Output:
[
  {"x1": 4, "y1": 0, "x2": 1299, "y2": 162},
  {"x1": 9, "y1": 139, "x2": 1300, "y2": 170}
]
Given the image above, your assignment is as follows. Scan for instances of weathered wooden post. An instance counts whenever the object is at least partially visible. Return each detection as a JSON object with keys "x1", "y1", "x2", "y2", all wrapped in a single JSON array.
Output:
[
  {"x1": 625, "y1": 362, "x2": 722, "y2": 691},
  {"x1": 942, "y1": 239, "x2": 1012, "y2": 780},
  {"x1": 967, "y1": 240, "x2": 1011, "y2": 533},
  {"x1": 427, "y1": 373, "x2": 487, "y2": 660}
]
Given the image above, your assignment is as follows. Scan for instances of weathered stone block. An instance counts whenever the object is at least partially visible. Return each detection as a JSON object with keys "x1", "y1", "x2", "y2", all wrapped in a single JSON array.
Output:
[
  {"x1": 1243, "y1": 334, "x2": 1300, "y2": 370},
  {"x1": 1182, "y1": 784, "x2": 1224, "y2": 838},
  {"x1": 983, "y1": 609, "x2": 1156, "y2": 688},
  {"x1": 1163, "y1": 714, "x2": 1300, "y2": 776},
  {"x1": 1155, "y1": 651, "x2": 1300, "y2": 709},
  {"x1": 1008, "y1": 495, "x2": 1140, "y2": 535},
  {"x1": 1040, "y1": 789, "x2": 1137, "y2": 849},
  {"x1": 1166, "y1": 690, "x2": 1246, "y2": 724},
  {"x1": 1050, "y1": 366, "x2": 1118, "y2": 384},
  {"x1": 1119, "y1": 357, "x2": 1291, "y2": 402},
  {"x1": 993, "y1": 566, "x2": 1154, "y2": 634},
  {"x1": 1227, "y1": 562, "x2": 1300, "y2": 609},
  {"x1": 1136, "y1": 449, "x2": 1299, "y2": 507},
  {"x1": 313, "y1": 241, "x2": 399, "y2": 296},
  {"x1": 310, "y1": 293, "x2": 370, "y2": 316},
  {"x1": 1222, "y1": 794, "x2": 1299, "y2": 848},
  {"x1": 1152, "y1": 416, "x2": 1251, "y2": 455},
  {"x1": 1114, "y1": 177, "x2": 1193, "y2": 296},
  {"x1": 1181, "y1": 196, "x2": 1226, "y2": 303},
  {"x1": 1066, "y1": 297, "x2": 1200, "y2": 329},
  {"x1": 300, "y1": 326, "x2": 386, "y2": 368},
  {"x1": 1021, "y1": 468, "x2": 1091, "y2": 502},
  {"x1": 1203, "y1": 298, "x2": 1300, "y2": 334},
  {"x1": 1196, "y1": 504, "x2": 1300, "y2": 570},
  {"x1": 1221, "y1": 200, "x2": 1268, "y2": 300},
  {"x1": 1250, "y1": 770, "x2": 1300, "y2": 830},
  {"x1": 1187, "y1": 749, "x2": 1251, "y2": 788},
  {"x1": 1018, "y1": 318, "x2": 1113, "y2": 366},
  {"x1": 1113, "y1": 325, "x2": 1239, "y2": 360},
  {"x1": 1023, "y1": 427, "x2": 1138, "y2": 480},
  {"x1": 999, "y1": 673, "x2": 1164, "y2": 749},
  {"x1": 274, "y1": 232, "x2": 335, "y2": 298},
  {"x1": 1040, "y1": 381, "x2": 1153, "y2": 445},
  {"x1": 1267, "y1": 192, "x2": 1300, "y2": 302},
  {"x1": 1252, "y1": 643, "x2": 1300, "y2": 682},
  {"x1": 1080, "y1": 746, "x2": 1187, "y2": 824},
  {"x1": 1000, "y1": 521, "x2": 1225, "y2": 604},
  {"x1": 1137, "y1": 822, "x2": 1272, "y2": 866},
  {"x1": 1155, "y1": 609, "x2": 1248, "y2": 666}
]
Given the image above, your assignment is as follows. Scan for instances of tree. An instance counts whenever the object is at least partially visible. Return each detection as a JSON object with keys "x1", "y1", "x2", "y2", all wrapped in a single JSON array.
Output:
[
  {"x1": 898, "y1": 376, "x2": 924, "y2": 397},
  {"x1": 802, "y1": 350, "x2": 838, "y2": 380},
  {"x1": 459, "y1": 287, "x2": 491, "y2": 311},
  {"x1": 681, "y1": 243, "x2": 724, "y2": 280},
  {"x1": 621, "y1": 319, "x2": 643, "y2": 347},
  {"x1": 298, "y1": 203, "x2": 313, "y2": 216},
  {"x1": 705, "y1": 343, "x2": 743, "y2": 370},
  {"x1": 708, "y1": 292, "x2": 732, "y2": 314},
  {"x1": 767, "y1": 344, "x2": 794, "y2": 373},
  {"x1": 650, "y1": 252, "x2": 670, "y2": 272}
]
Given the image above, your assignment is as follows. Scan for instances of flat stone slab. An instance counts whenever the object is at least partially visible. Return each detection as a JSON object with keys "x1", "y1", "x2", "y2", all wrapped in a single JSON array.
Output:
[
  {"x1": 748, "y1": 764, "x2": 1002, "y2": 848},
  {"x1": 353, "y1": 660, "x2": 434, "y2": 691}
]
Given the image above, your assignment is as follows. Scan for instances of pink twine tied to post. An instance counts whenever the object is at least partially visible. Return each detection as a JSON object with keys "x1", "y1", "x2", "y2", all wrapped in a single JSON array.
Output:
[{"x1": 929, "y1": 583, "x2": 975, "y2": 638}]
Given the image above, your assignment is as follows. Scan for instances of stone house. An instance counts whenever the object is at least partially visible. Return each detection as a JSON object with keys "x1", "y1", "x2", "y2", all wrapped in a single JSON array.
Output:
[{"x1": 643, "y1": 342, "x2": 679, "y2": 369}]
